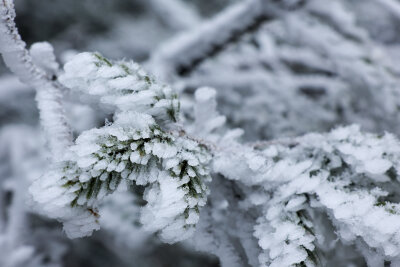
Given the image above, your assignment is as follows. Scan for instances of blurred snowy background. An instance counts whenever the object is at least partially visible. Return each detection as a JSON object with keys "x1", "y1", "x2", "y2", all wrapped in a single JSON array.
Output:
[{"x1": 3, "y1": 0, "x2": 400, "y2": 266}]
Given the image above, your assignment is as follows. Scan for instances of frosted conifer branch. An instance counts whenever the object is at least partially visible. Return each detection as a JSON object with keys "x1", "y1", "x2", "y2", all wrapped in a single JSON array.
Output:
[
  {"x1": 30, "y1": 53, "x2": 212, "y2": 243},
  {"x1": 0, "y1": 0, "x2": 72, "y2": 158},
  {"x1": 212, "y1": 125, "x2": 400, "y2": 265},
  {"x1": 184, "y1": 88, "x2": 400, "y2": 265}
]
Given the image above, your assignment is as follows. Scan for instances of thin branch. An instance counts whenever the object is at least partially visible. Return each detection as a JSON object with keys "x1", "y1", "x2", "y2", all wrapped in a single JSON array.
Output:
[
  {"x1": 148, "y1": 0, "x2": 306, "y2": 80},
  {"x1": 147, "y1": 0, "x2": 265, "y2": 79},
  {"x1": 0, "y1": 0, "x2": 72, "y2": 159}
]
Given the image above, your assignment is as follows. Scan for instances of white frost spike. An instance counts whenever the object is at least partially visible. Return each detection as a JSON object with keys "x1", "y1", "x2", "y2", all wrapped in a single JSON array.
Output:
[
  {"x1": 30, "y1": 42, "x2": 59, "y2": 74},
  {"x1": 191, "y1": 87, "x2": 226, "y2": 141}
]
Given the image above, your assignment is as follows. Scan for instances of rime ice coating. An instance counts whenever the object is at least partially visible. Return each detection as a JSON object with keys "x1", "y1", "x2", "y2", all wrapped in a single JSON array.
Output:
[{"x1": 30, "y1": 53, "x2": 211, "y2": 243}]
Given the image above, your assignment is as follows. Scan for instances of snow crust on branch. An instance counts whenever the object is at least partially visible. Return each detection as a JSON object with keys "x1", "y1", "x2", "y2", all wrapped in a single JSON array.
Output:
[{"x1": 30, "y1": 53, "x2": 211, "y2": 243}]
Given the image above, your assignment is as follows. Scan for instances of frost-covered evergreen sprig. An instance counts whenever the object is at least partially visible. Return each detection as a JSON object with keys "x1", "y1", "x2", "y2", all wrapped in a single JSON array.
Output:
[
  {"x1": 59, "y1": 52, "x2": 180, "y2": 125},
  {"x1": 30, "y1": 53, "x2": 211, "y2": 243},
  {"x1": 182, "y1": 88, "x2": 400, "y2": 266},
  {"x1": 212, "y1": 125, "x2": 400, "y2": 266}
]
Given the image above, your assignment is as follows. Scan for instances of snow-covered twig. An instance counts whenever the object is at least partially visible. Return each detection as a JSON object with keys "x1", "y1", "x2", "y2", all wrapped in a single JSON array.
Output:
[
  {"x1": 0, "y1": 0, "x2": 72, "y2": 159},
  {"x1": 148, "y1": 0, "x2": 302, "y2": 80}
]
